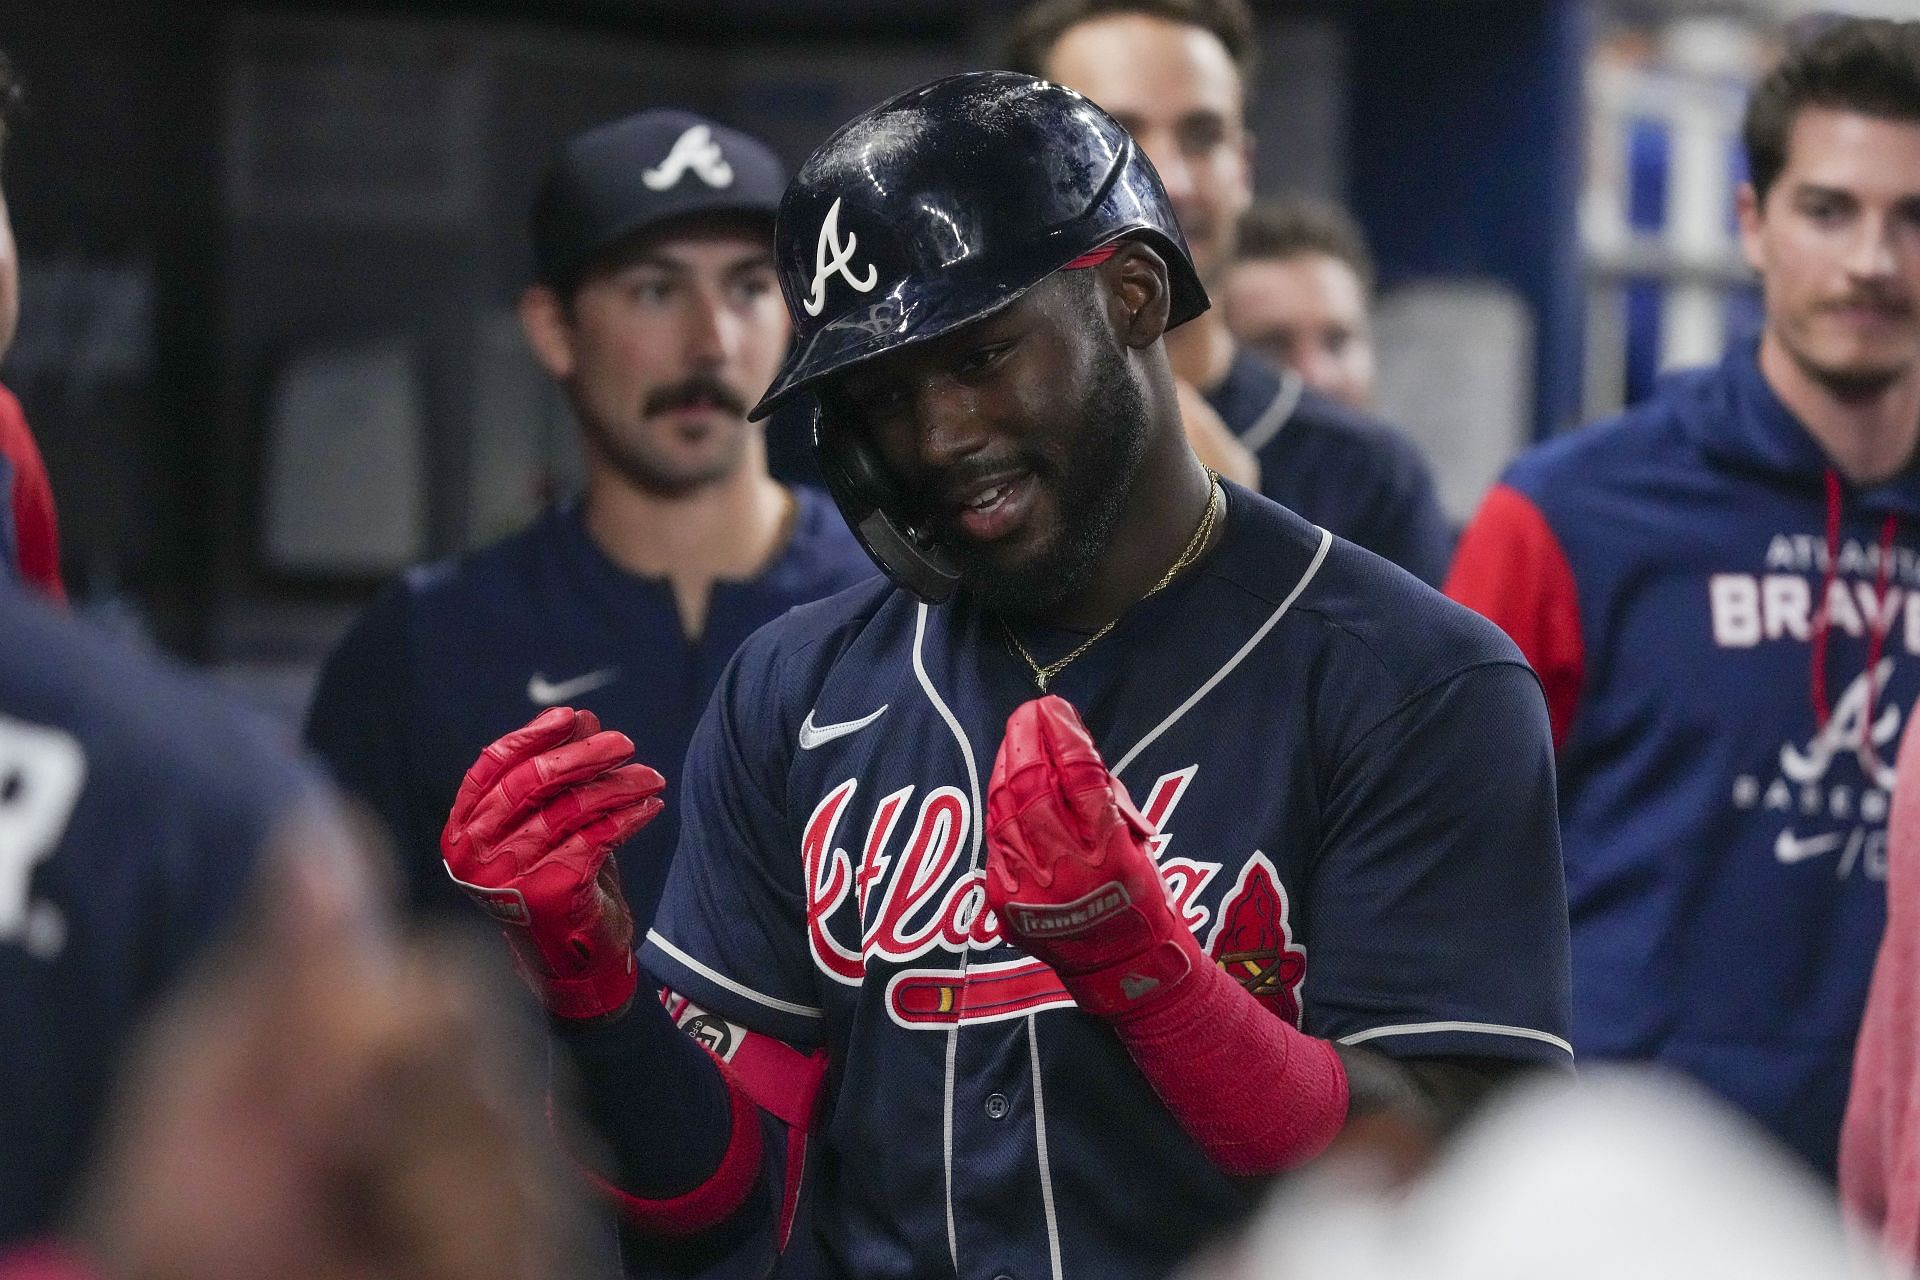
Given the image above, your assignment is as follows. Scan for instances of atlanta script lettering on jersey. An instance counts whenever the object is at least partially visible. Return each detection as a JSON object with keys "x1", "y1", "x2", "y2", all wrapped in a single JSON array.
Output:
[{"x1": 800, "y1": 764, "x2": 1308, "y2": 1030}]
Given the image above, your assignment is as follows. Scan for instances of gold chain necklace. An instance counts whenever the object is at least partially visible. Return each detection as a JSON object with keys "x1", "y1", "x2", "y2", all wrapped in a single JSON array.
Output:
[{"x1": 1002, "y1": 472, "x2": 1222, "y2": 692}]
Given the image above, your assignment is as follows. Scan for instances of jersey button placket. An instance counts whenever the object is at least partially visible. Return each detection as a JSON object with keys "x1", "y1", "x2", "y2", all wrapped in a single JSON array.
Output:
[{"x1": 984, "y1": 1092, "x2": 1010, "y2": 1120}]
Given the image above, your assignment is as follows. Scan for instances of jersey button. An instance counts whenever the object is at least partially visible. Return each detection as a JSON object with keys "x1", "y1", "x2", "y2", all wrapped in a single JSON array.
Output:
[{"x1": 984, "y1": 1092, "x2": 1010, "y2": 1120}]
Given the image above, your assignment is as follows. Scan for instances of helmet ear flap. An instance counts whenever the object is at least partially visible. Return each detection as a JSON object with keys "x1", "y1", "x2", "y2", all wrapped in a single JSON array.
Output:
[{"x1": 811, "y1": 395, "x2": 961, "y2": 604}]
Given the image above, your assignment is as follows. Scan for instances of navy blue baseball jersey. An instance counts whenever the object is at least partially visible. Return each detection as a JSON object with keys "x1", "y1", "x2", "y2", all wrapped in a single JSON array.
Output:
[
  {"x1": 642, "y1": 485, "x2": 1571, "y2": 1279},
  {"x1": 306, "y1": 489, "x2": 873, "y2": 924},
  {"x1": 0, "y1": 585, "x2": 318, "y2": 1246},
  {"x1": 1206, "y1": 348, "x2": 1454, "y2": 586}
]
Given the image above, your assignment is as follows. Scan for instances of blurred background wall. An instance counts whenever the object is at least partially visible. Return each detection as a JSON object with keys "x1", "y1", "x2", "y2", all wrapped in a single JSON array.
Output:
[{"x1": 0, "y1": 0, "x2": 1908, "y2": 722}]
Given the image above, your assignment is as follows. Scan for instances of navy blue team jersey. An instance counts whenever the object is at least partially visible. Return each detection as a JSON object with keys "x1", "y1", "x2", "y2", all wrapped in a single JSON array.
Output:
[
  {"x1": 643, "y1": 485, "x2": 1571, "y2": 1279},
  {"x1": 306, "y1": 488, "x2": 873, "y2": 924},
  {"x1": 0, "y1": 585, "x2": 317, "y2": 1246},
  {"x1": 1206, "y1": 348, "x2": 1454, "y2": 586}
]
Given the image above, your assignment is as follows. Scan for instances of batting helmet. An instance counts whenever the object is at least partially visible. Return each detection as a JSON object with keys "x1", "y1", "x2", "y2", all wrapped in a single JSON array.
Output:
[{"x1": 747, "y1": 70, "x2": 1208, "y2": 602}]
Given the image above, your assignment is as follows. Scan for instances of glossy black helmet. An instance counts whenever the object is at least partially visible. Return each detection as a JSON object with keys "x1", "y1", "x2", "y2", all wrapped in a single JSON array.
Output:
[
  {"x1": 749, "y1": 70, "x2": 1207, "y2": 419},
  {"x1": 747, "y1": 71, "x2": 1207, "y2": 603}
]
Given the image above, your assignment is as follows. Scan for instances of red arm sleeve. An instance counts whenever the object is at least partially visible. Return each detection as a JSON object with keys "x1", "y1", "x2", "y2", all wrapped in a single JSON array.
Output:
[
  {"x1": 0, "y1": 387, "x2": 65, "y2": 603},
  {"x1": 1840, "y1": 705, "x2": 1920, "y2": 1261},
  {"x1": 0, "y1": 1245, "x2": 95, "y2": 1280},
  {"x1": 1444, "y1": 484, "x2": 1582, "y2": 750}
]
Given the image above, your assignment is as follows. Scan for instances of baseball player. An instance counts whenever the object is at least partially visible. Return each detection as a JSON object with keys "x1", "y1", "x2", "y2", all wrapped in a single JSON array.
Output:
[
  {"x1": 0, "y1": 581, "x2": 330, "y2": 1247},
  {"x1": 442, "y1": 74, "x2": 1570, "y2": 1279},
  {"x1": 1006, "y1": 0, "x2": 1454, "y2": 585},
  {"x1": 305, "y1": 110, "x2": 874, "y2": 927},
  {"x1": 0, "y1": 50, "x2": 64, "y2": 603},
  {"x1": 1447, "y1": 18, "x2": 1920, "y2": 1178}
]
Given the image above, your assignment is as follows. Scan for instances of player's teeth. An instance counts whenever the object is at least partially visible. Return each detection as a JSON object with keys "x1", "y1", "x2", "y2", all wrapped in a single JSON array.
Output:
[{"x1": 970, "y1": 485, "x2": 1006, "y2": 511}]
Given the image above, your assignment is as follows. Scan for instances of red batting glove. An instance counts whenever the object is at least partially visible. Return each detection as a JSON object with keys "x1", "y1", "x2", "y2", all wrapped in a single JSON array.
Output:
[
  {"x1": 441, "y1": 707, "x2": 664, "y2": 1020},
  {"x1": 984, "y1": 696, "x2": 1206, "y2": 1021}
]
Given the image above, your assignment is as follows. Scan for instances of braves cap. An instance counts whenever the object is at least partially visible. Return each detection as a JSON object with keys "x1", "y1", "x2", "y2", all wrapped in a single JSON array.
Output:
[{"x1": 531, "y1": 109, "x2": 787, "y2": 291}]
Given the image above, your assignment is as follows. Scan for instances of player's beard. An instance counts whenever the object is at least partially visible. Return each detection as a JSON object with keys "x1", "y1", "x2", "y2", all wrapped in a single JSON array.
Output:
[{"x1": 951, "y1": 338, "x2": 1151, "y2": 619}]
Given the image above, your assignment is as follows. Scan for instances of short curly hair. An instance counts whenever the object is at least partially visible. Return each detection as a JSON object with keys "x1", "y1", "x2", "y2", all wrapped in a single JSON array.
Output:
[
  {"x1": 1235, "y1": 198, "x2": 1375, "y2": 294},
  {"x1": 1004, "y1": 0, "x2": 1258, "y2": 93},
  {"x1": 1744, "y1": 18, "x2": 1920, "y2": 204}
]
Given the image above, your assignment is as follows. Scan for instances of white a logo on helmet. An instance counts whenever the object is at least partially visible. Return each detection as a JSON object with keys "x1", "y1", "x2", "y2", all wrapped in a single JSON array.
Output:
[
  {"x1": 804, "y1": 197, "x2": 879, "y2": 317},
  {"x1": 642, "y1": 125, "x2": 734, "y2": 191}
]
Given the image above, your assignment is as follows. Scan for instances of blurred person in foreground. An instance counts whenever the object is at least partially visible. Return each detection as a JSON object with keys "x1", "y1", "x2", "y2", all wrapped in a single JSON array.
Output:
[
  {"x1": 1223, "y1": 196, "x2": 1378, "y2": 412},
  {"x1": 0, "y1": 794, "x2": 579, "y2": 1280},
  {"x1": 1447, "y1": 17, "x2": 1920, "y2": 1178},
  {"x1": 306, "y1": 110, "x2": 872, "y2": 926},
  {"x1": 1843, "y1": 704, "x2": 1920, "y2": 1263},
  {"x1": 0, "y1": 51, "x2": 64, "y2": 602},
  {"x1": 1181, "y1": 1070, "x2": 1892, "y2": 1280},
  {"x1": 0, "y1": 579, "x2": 335, "y2": 1247},
  {"x1": 1006, "y1": 0, "x2": 1453, "y2": 584}
]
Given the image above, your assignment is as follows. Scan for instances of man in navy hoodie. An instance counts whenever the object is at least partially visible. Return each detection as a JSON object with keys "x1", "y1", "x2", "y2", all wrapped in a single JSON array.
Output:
[{"x1": 1449, "y1": 17, "x2": 1920, "y2": 1177}]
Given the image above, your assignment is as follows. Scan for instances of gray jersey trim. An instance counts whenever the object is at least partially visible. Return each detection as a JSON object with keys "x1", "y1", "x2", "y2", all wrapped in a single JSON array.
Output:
[
  {"x1": 1113, "y1": 524, "x2": 1334, "y2": 779},
  {"x1": 1235, "y1": 366, "x2": 1305, "y2": 455}
]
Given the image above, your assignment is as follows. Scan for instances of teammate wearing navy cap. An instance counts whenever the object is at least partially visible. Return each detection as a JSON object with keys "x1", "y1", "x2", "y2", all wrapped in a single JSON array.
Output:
[
  {"x1": 442, "y1": 74, "x2": 1570, "y2": 1277},
  {"x1": 1006, "y1": 0, "x2": 1454, "y2": 585},
  {"x1": 306, "y1": 110, "x2": 873, "y2": 927}
]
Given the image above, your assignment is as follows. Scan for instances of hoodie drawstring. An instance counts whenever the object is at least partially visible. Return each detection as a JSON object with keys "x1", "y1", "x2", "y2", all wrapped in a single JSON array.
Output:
[{"x1": 1810, "y1": 467, "x2": 1899, "y2": 771}]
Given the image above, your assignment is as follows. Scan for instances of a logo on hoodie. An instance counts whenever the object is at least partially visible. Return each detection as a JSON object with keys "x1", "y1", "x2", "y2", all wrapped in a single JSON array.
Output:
[{"x1": 1730, "y1": 662, "x2": 1897, "y2": 879}]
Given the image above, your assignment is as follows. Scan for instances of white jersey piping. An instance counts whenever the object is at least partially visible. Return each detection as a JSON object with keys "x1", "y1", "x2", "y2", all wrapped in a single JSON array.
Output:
[
  {"x1": 1028, "y1": 1014, "x2": 1066, "y2": 1280},
  {"x1": 1113, "y1": 525, "x2": 1334, "y2": 779},
  {"x1": 1337, "y1": 1019, "x2": 1575, "y2": 1057},
  {"x1": 913, "y1": 601, "x2": 981, "y2": 1277},
  {"x1": 645, "y1": 931, "x2": 825, "y2": 1019},
  {"x1": 1236, "y1": 366, "x2": 1305, "y2": 455}
]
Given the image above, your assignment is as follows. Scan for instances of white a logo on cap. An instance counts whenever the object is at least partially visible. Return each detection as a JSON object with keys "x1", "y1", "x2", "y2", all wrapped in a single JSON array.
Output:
[
  {"x1": 804, "y1": 197, "x2": 879, "y2": 317},
  {"x1": 642, "y1": 125, "x2": 735, "y2": 191}
]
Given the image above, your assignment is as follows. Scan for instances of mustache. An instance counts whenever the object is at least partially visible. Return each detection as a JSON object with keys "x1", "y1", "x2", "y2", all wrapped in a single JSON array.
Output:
[
  {"x1": 1821, "y1": 286, "x2": 1915, "y2": 316},
  {"x1": 644, "y1": 374, "x2": 747, "y2": 419}
]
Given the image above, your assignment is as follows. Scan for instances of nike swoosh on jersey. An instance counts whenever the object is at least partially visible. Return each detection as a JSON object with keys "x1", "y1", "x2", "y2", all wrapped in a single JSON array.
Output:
[
  {"x1": 1773, "y1": 827, "x2": 1843, "y2": 864},
  {"x1": 798, "y1": 704, "x2": 888, "y2": 750},
  {"x1": 527, "y1": 668, "x2": 620, "y2": 705}
]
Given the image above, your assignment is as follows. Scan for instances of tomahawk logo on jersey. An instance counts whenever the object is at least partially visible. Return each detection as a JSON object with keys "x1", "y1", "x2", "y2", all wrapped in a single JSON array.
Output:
[{"x1": 643, "y1": 490, "x2": 1570, "y2": 1280}]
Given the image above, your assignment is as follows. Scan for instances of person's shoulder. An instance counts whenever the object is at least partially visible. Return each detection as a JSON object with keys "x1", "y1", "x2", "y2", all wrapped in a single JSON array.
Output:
[
  {"x1": 0, "y1": 383, "x2": 40, "y2": 471},
  {"x1": 783, "y1": 485, "x2": 878, "y2": 591},
  {"x1": 741, "y1": 573, "x2": 900, "y2": 669},
  {"x1": 1224, "y1": 489, "x2": 1528, "y2": 691},
  {"x1": 713, "y1": 575, "x2": 905, "y2": 733},
  {"x1": 1281, "y1": 385, "x2": 1433, "y2": 485},
  {"x1": 0, "y1": 382, "x2": 26, "y2": 435},
  {"x1": 326, "y1": 510, "x2": 569, "y2": 663},
  {"x1": 0, "y1": 589, "x2": 312, "y2": 816},
  {"x1": 1500, "y1": 371, "x2": 1708, "y2": 504},
  {"x1": 393, "y1": 509, "x2": 563, "y2": 609}
]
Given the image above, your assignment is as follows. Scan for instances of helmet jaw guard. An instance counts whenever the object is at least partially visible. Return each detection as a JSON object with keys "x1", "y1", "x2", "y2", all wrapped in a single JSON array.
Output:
[
  {"x1": 753, "y1": 71, "x2": 1207, "y2": 601},
  {"x1": 811, "y1": 399, "x2": 961, "y2": 604}
]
